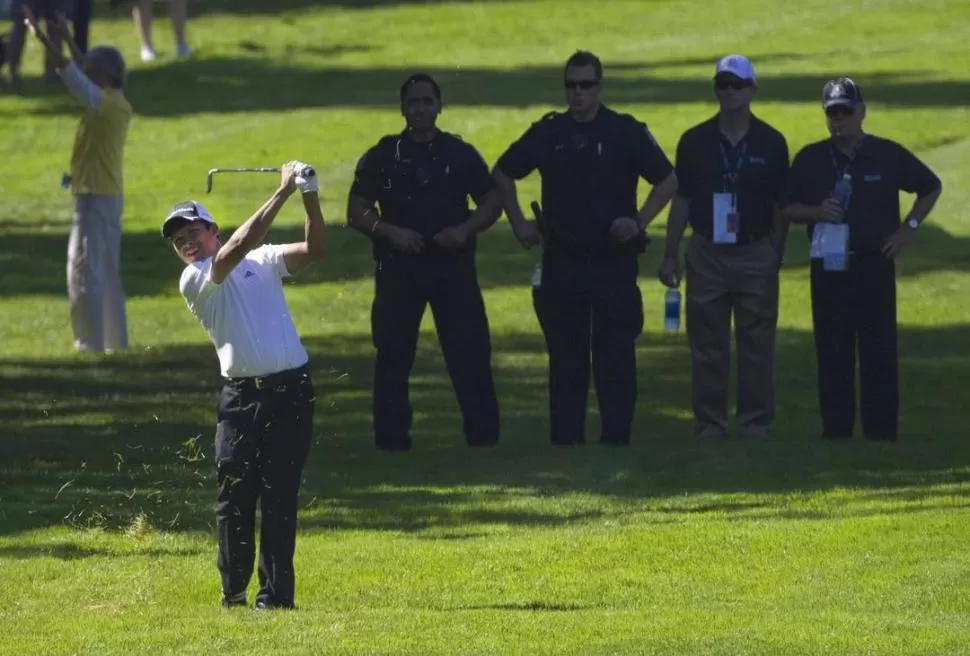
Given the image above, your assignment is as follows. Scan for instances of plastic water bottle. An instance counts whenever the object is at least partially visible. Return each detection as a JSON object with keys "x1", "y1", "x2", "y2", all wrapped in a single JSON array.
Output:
[
  {"x1": 830, "y1": 173, "x2": 852, "y2": 214},
  {"x1": 823, "y1": 173, "x2": 852, "y2": 271},
  {"x1": 664, "y1": 288, "x2": 681, "y2": 332},
  {"x1": 531, "y1": 262, "x2": 543, "y2": 289}
]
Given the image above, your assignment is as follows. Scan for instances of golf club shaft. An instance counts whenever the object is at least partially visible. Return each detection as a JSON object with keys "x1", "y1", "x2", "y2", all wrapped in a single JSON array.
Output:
[{"x1": 205, "y1": 167, "x2": 281, "y2": 193}]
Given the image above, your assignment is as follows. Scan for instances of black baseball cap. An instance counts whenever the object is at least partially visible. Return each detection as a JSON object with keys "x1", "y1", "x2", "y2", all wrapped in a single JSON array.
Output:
[
  {"x1": 822, "y1": 77, "x2": 863, "y2": 109},
  {"x1": 161, "y1": 201, "x2": 216, "y2": 238}
]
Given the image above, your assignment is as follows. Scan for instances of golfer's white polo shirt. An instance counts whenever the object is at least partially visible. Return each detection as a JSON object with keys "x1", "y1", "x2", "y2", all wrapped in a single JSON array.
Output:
[{"x1": 179, "y1": 244, "x2": 309, "y2": 378}]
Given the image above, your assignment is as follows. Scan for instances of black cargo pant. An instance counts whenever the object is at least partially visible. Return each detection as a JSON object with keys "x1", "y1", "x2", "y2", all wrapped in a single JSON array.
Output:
[
  {"x1": 371, "y1": 251, "x2": 500, "y2": 450},
  {"x1": 214, "y1": 364, "x2": 314, "y2": 608},
  {"x1": 810, "y1": 251, "x2": 898, "y2": 440},
  {"x1": 532, "y1": 245, "x2": 644, "y2": 445}
]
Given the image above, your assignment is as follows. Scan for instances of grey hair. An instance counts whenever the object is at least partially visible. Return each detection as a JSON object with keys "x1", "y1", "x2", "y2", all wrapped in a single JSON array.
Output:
[{"x1": 87, "y1": 46, "x2": 127, "y2": 89}]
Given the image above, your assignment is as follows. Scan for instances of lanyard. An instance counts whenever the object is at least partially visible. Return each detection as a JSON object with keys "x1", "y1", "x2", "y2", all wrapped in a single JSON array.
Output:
[
  {"x1": 829, "y1": 135, "x2": 866, "y2": 182},
  {"x1": 719, "y1": 139, "x2": 747, "y2": 193}
]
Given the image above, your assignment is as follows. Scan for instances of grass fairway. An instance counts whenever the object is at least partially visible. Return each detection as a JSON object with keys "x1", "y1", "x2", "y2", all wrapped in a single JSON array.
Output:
[{"x1": 2, "y1": 0, "x2": 970, "y2": 653}]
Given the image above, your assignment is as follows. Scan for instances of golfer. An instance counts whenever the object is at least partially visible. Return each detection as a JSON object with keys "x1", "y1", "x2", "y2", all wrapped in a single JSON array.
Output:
[{"x1": 162, "y1": 161, "x2": 325, "y2": 610}]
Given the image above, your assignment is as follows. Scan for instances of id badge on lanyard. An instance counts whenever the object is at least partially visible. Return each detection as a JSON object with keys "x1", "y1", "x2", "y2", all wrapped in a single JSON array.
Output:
[
  {"x1": 712, "y1": 141, "x2": 746, "y2": 244},
  {"x1": 810, "y1": 137, "x2": 865, "y2": 271}
]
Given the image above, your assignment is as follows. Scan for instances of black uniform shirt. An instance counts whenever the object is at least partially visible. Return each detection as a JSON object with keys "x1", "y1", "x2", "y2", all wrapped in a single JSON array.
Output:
[
  {"x1": 352, "y1": 129, "x2": 495, "y2": 255},
  {"x1": 675, "y1": 115, "x2": 790, "y2": 237},
  {"x1": 495, "y1": 104, "x2": 673, "y2": 251},
  {"x1": 784, "y1": 135, "x2": 941, "y2": 251}
]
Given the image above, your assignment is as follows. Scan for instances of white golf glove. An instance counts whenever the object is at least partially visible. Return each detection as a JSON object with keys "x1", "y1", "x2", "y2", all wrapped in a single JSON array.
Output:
[{"x1": 293, "y1": 161, "x2": 318, "y2": 194}]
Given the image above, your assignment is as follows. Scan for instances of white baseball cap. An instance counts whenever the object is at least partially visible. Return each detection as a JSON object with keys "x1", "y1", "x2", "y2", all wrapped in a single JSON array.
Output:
[
  {"x1": 715, "y1": 54, "x2": 756, "y2": 83},
  {"x1": 162, "y1": 201, "x2": 216, "y2": 238}
]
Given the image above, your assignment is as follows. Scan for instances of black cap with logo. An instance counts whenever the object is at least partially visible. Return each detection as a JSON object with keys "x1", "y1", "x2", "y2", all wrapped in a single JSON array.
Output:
[{"x1": 822, "y1": 77, "x2": 864, "y2": 109}]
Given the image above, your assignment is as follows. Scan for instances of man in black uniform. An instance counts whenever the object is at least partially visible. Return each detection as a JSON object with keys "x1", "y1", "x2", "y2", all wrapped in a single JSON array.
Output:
[
  {"x1": 782, "y1": 77, "x2": 942, "y2": 441},
  {"x1": 492, "y1": 50, "x2": 678, "y2": 446},
  {"x1": 659, "y1": 55, "x2": 790, "y2": 439},
  {"x1": 347, "y1": 73, "x2": 503, "y2": 451}
]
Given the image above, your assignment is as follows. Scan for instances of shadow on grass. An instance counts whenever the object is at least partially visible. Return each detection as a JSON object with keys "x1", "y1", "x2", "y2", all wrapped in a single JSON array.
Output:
[
  {"x1": 12, "y1": 56, "x2": 970, "y2": 117},
  {"x1": 2, "y1": 323, "x2": 970, "y2": 543},
  {"x1": 0, "y1": 221, "x2": 967, "y2": 299},
  {"x1": 90, "y1": 0, "x2": 529, "y2": 19},
  {"x1": 0, "y1": 542, "x2": 205, "y2": 560}
]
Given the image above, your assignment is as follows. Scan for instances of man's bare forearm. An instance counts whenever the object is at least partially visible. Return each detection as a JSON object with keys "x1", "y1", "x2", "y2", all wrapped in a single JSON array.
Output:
[
  {"x1": 904, "y1": 186, "x2": 942, "y2": 225},
  {"x1": 637, "y1": 171, "x2": 678, "y2": 228},
  {"x1": 32, "y1": 27, "x2": 68, "y2": 69},
  {"x1": 462, "y1": 189, "x2": 503, "y2": 234},
  {"x1": 211, "y1": 187, "x2": 294, "y2": 282},
  {"x1": 347, "y1": 195, "x2": 397, "y2": 239},
  {"x1": 491, "y1": 168, "x2": 527, "y2": 227},
  {"x1": 663, "y1": 195, "x2": 691, "y2": 259},
  {"x1": 303, "y1": 192, "x2": 326, "y2": 259},
  {"x1": 782, "y1": 203, "x2": 821, "y2": 225}
]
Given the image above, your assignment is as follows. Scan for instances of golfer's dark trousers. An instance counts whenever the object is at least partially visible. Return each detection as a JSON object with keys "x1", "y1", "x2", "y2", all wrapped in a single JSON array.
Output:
[
  {"x1": 371, "y1": 251, "x2": 499, "y2": 450},
  {"x1": 532, "y1": 245, "x2": 644, "y2": 446},
  {"x1": 810, "y1": 251, "x2": 898, "y2": 441},
  {"x1": 215, "y1": 363, "x2": 314, "y2": 607}
]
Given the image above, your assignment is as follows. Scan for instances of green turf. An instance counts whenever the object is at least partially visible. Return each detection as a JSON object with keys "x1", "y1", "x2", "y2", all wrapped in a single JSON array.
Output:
[{"x1": 2, "y1": 0, "x2": 970, "y2": 653}]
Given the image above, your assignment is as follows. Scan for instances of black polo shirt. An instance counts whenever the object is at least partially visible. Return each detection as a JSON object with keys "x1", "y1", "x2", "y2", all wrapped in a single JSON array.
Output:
[
  {"x1": 675, "y1": 114, "x2": 790, "y2": 238},
  {"x1": 351, "y1": 129, "x2": 495, "y2": 256},
  {"x1": 783, "y1": 134, "x2": 941, "y2": 251},
  {"x1": 495, "y1": 104, "x2": 673, "y2": 252}
]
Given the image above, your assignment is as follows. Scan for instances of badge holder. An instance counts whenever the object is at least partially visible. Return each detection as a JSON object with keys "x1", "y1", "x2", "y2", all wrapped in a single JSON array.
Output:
[
  {"x1": 811, "y1": 223, "x2": 850, "y2": 272},
  {"x1": 713, "y1": 193, "x2": 739, "y2": 244}
]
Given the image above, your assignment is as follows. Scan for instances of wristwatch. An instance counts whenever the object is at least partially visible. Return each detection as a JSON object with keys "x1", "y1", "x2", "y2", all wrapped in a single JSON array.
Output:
[{"x1": 906, "y1": 217, "x2": 920, "y2": 230}]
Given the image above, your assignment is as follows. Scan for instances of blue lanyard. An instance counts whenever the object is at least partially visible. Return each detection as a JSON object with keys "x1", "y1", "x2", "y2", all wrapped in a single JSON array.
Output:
[
  {"x1": 719, "y1": 139, "x2": 747, "y2": 192},
  {"x1": 829, "y1": 136, "x2": 866, "y2": 182}
]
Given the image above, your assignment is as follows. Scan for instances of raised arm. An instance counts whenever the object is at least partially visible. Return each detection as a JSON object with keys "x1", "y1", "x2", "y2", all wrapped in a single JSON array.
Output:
[
  {"x1": 280, "y1": 165, "x2": 327, "y2": 275},
  {"x1": 24, "y1": 8, "x2": 102, "y2": 110},
  {"x1": 54, "y1": 11, "x2": 85, "y2": 64},
  {"x1": 210, "y1": 162, "x2": 301, "y2": 284},
  {"x1": 23, "y1": 7, "x2": 68, "y2": 69}
]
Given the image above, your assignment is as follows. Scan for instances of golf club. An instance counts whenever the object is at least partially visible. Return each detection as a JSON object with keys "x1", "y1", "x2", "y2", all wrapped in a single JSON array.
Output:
[{"x1": 205, "y1": 167, "x2": 280, "y2": 193}]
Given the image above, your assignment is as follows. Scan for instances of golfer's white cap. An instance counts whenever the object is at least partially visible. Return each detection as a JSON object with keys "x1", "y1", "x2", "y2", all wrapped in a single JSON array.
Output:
[
  {"x1": 162, "y1": 200, "x2": 216, "y2": 238},
  {"x1": 715, "y1": 54, "x2": 756, "y2": 82}
]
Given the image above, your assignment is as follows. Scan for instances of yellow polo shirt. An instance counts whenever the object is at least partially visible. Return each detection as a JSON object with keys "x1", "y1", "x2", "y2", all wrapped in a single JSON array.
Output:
[{"x1": 69, "y1": 90, "x2": 132, "y2": 197}]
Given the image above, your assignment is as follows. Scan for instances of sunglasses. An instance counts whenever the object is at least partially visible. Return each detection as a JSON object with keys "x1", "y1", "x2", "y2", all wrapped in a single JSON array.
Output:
[
  {"x1": 564, "y1": 79, "x2": 598, "y2": 90},
  {"x1": 825, "y1": 105, "x2": 855, "y2": 118},
  {"x1": 715, "y1": 78, "x2": 750, "y2": 91}
]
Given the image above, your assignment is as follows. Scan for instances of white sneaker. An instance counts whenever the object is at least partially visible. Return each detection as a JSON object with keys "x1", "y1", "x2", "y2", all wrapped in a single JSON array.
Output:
[
  {"x1": 140, "y1": 45, "x2": 157, "y2": 62},
  {"x1": 177, "y1": 42, "x2": 192, "y2": 58}
]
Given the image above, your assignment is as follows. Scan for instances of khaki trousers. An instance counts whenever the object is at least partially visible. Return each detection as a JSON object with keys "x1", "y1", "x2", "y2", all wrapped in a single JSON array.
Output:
[
  {"x1": 685, "y1": 233, "x2": 779, "y2": 436},
  {"x1": 68, "y1": 194, "x2": 128, "y2": 352}
]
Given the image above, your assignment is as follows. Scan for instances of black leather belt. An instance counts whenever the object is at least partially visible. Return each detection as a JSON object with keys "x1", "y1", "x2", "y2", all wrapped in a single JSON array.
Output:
[
  {"x1": 223, "y1": 363, "x2": 311, "y2": 390},
  {"x1": 693, "y1": 228, "x2": 771, "y2": 245}
]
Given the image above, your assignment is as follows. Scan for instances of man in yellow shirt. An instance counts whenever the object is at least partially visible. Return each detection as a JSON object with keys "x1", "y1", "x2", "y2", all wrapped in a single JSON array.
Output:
[{"x1": 25, "y1": 9, "x2": 132, "y2": 353}]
